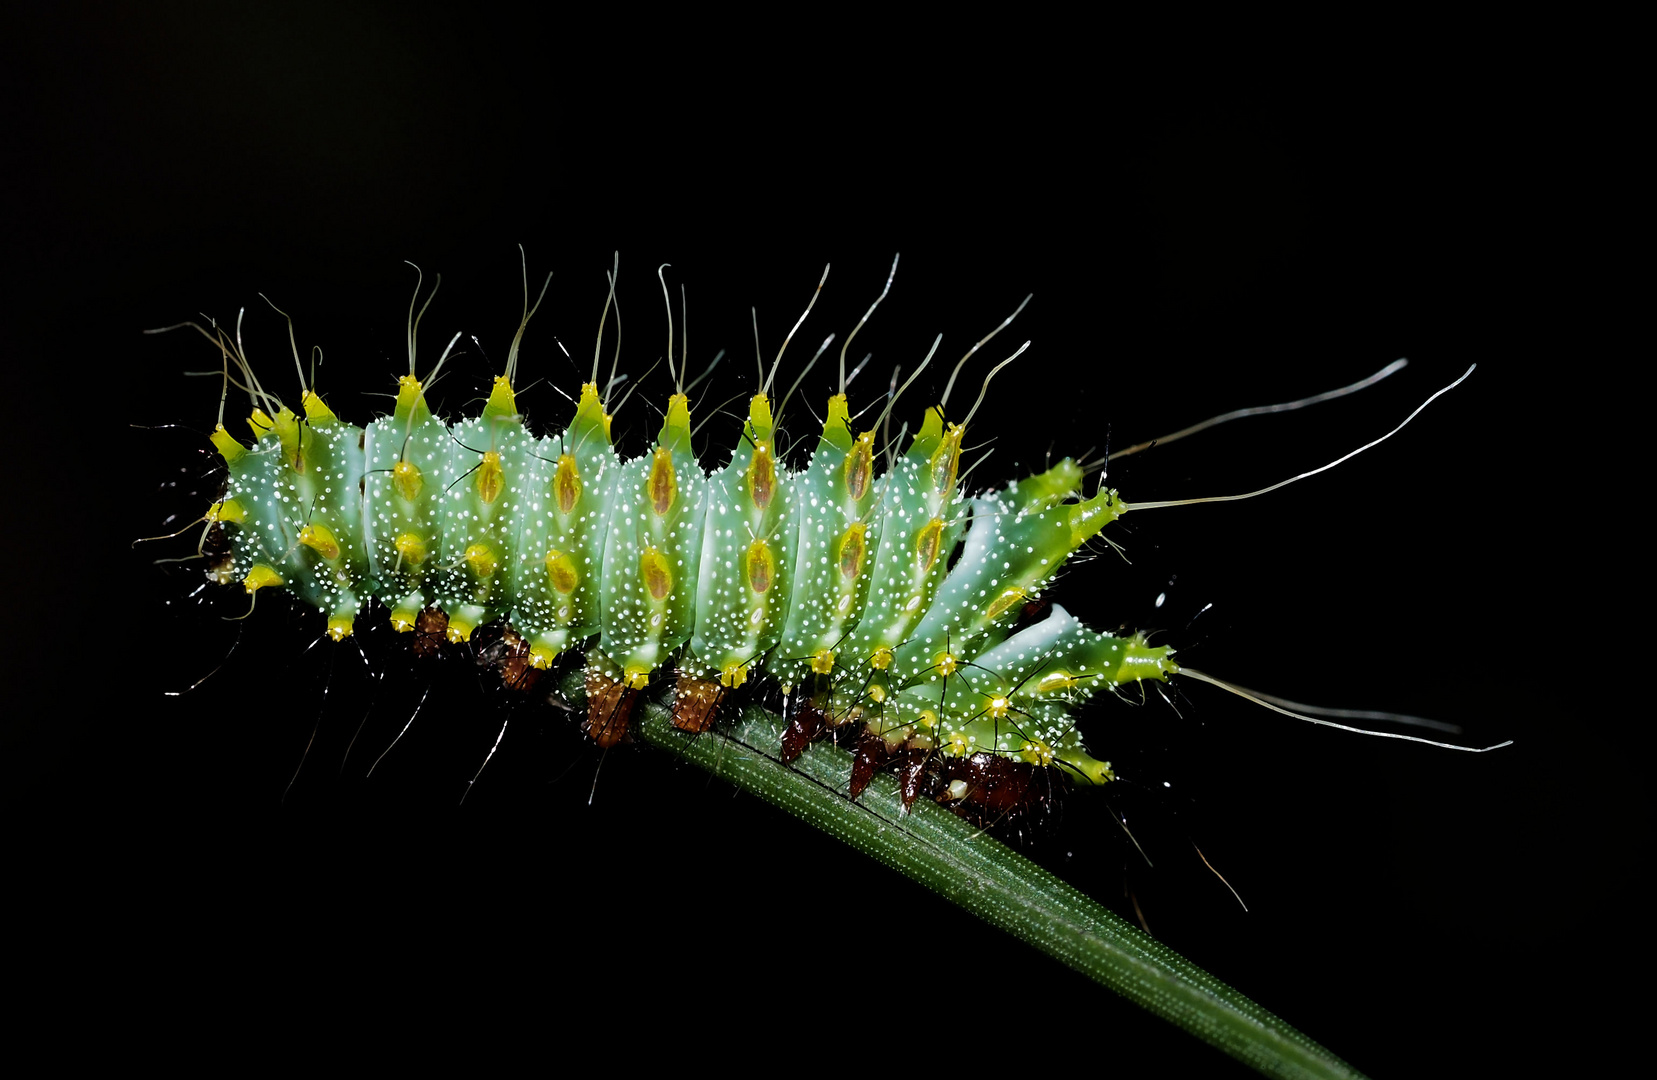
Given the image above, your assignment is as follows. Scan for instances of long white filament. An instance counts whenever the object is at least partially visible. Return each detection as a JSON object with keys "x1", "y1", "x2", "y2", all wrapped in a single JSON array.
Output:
[
  {"x1": 1128, "y1": 364, "x2": 1475, "y2": 512},
  {"x1": 1109, "y1": 358, "x2": 1410, "y2": 461},
  {"x1": 1179, "y1": 667, "x2": 1512, "y2": 752}
]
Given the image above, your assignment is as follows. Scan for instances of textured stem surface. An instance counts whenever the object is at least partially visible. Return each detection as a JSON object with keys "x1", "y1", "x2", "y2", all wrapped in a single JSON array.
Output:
[{"x1": 608, "y1": 680, "x2": 1365, "y2": 1080}]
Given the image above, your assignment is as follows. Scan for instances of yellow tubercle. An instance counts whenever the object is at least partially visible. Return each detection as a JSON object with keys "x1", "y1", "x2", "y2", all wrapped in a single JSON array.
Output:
[
  {"x1": 209, "y1": 424, "x2": 245, "y2": 464},
  {"x1": 746, "y1": 393, "x2": 775, "y2": 441},
  {"x1": 207, "y1": 499, "x2": 245, "y2": 524},
  {"x1": 1020, "y1": 739, "x2": 1056, "y2": 767},
  {"x1": 326, "y1": 613, "x2": 354, "y2": 641},
  {"x1": 870, "y1": 646, "x2": 894, "y2": 670},
  {"x1": 719, "y1": 662, "x2": 749, "y2": 689},
  {"x1": 242, "y1": 564, "x2": 283, "y2": 593},
  {"x1": 825, "y1": 393, "x2": 851, "y2": 433},
  {"x1": 1115, "y1": 634, "x2": 1177, "y2": 683},
  {"x1": 810, "y1": 649, "x2": 836, "y2": 675},
  {"x1": 482, "y1": 375, "x2": 518, "y2": 420},
  {"x1": 247, "y1": 408, "x2": 274, "y2": 440},
  {"x1": 572, "y1": 381, "x2": 614, "y2": 445},
  {"x1": 908, "y1": 405, "x2": 946, "y2": 457},
  {"x1": 1068, "y1": 488, "x2": 1127, "y2": 547},
  {"x1": 266, "y1": 407, "x2": 303, "y2": 469},
  {"x1": 1068, "y1": 756, "x2": 1117, "y2": 785},
  {"x1": 528, "y1": 643, "x2": 560, "y2": 670},
  {"x1": 393, "y1": 375, "x2": 430, "y2": 424},
  {"x1": 664, "y1": 392, "x2": 691, "y2": 434},
  {"x1": 446, "y1": 616, "x2": 476, "y2": 643},
  {"x1": 298, "y1": 523, "x2": 340, "y2": 561},
  {"x1": 389, "y1": 608, "x2": 419, "y2": 633},
  {"x1": 301, "y1": 390, "x2": 337, "y2": 422},
  {"x1": 624, "y1": 668, "x2": 651, "y2": 690}
]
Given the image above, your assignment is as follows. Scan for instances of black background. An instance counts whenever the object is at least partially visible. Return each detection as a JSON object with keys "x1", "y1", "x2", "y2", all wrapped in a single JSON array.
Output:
[{"x1": 6, "y1": 7, "x2": 1638, "y2": 1076}]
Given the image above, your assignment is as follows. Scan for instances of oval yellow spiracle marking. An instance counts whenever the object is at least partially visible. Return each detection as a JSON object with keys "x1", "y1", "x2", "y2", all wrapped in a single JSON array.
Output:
[
  {"x1": 845, "y1": 432, "x2": 874, "y2": 501},
  {"x1": 1036, "y1": 671, "x2": 1079, "y2": 694},
  {"x1": 640, "y1": 547, "x2": 673, "y2": 602},
  {"x1": 475, "y1": 450, "x2": 504, "y2": 504},
  {"x1": 392, "y1": 459, "x2": 423, "y2": 501},
  {"x1": 930, "y1": 424, "x2": 963, "y2": 494},
  {"x1": 545, "y1": 549, "x2": 579, "y2": 594},
  {"x1": 745, "y1": 538, "x2": 774, "y2": 594},
  {"x1": 749, "y1": 443, "x2": 776, "y2": 511},
  {"x1": 984, "y1": 585, "x2": 1027, "y2": 621},
  {"x1": 914, "y1": 517, "x2": 944, "y2": 573},
  {"x1": 464, "y1": 543, "x2": 499, "y2": 579},
  {"x1": 395, "y1": 532, "x2": 427, "y2": 566},
  {"x1": 837, "y1": 522, "x2": 866, "y2": 580},
  {"x1": 554, "y1": 453, "x2": 582, "y2": 515},
  {"x1": 648, "y1": 448, "x2": 677, "y2": 516}
]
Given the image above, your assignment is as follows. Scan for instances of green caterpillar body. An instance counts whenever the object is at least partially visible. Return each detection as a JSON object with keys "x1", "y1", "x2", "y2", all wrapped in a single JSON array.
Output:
[{"x1": 201, "y1": 267, "x2": 1173, "y2": 800}]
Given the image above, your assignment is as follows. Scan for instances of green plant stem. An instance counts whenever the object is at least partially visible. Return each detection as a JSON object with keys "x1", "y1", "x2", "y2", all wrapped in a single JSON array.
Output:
[{"x1": 604, "y1": 678, "x2": 1365, "y2": 1080}]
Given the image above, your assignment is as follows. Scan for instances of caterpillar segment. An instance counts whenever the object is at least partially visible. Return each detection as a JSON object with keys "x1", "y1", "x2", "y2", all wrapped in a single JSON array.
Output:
[
  {"x1": 589, "y1": 392, "x2": 708, "y2": 734},
  {"x1": 772, "y1": 393, "x2": 883, "y2": 691},
  {"x1": 215, "y1": 392, "x2": 367, "y2": 641},
  {"x1": 199, "y1": 267, "x2": 1194, "y2": 809},
  {"x1": 515, "y1": 382, "x2": 621, "y2": 672},
  {"x1": 679, "y1": 392, "x2": 796, "y2": 716},
  {"x1": 361, "y1": 373, "x2": 459, "y2": 632}
]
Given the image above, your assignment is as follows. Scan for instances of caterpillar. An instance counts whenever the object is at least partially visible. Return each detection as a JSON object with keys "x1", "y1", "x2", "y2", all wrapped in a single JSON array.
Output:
[
  {"x1": 137, "y1": 255, "x2": 1520, "y2": 1079},
  {"x1": 166, "y1": 257, "x2": 1175, "y2": 813},
  {"x1": 156, "y1": 255, "x2": 1498, "y2": 825}
]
